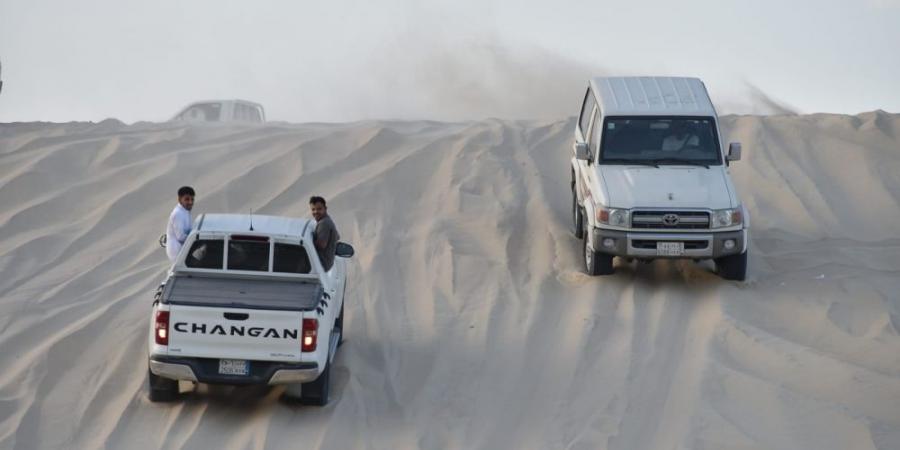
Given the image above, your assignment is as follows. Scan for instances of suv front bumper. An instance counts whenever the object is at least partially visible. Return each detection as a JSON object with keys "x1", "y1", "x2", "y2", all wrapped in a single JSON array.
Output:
[
  {"x1": 149, "y1": 355, "x2": 319, "y2": 385},
  {"x1": 590, "y1": 228, "x2": 746, "y2": 259}
]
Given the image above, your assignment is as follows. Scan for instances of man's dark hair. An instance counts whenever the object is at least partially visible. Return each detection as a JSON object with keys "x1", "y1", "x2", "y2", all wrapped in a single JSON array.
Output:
[
  {"x1": 309, "y1": 196, "x2": 326, "y2": 207},
  {"x1": 178, "y1": 186, "x2": 196, "y2": 197}
]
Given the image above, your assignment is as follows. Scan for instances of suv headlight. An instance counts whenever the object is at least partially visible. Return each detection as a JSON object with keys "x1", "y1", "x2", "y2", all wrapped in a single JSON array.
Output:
[
  {"x1": 597, "y1": 207, "x2": 630, "y2": 227},
  {"x1": 711, "y1": 208, "x2": 743, "y2": 228}
]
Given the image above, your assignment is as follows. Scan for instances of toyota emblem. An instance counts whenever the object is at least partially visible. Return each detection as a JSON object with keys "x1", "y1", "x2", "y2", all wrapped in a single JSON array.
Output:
[{"x1": 662, "y1": 214, "x2": 680, "y2": 226}]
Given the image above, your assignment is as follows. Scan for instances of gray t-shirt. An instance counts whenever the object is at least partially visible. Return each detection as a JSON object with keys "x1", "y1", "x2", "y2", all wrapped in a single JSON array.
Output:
[{"x1": 314, "y1": 215, "x2": 340, "y2": 271}]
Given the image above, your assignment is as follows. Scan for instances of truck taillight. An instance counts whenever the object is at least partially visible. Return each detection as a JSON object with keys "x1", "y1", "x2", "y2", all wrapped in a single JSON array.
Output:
[
  {"x1": 155, "y1": 310, "x2": 170, "y2": 346},
  {"x1": 302, "y1": 318, "x2": 318, "y2": 352}
]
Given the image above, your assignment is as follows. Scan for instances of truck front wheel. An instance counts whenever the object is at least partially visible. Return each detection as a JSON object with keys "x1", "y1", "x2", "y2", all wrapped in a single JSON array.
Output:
[
  {"x1": 715, "y1": 250, "x2": 748, "y2": 281},
  {"x1": 147, "y1": 369, "x2": 179, "y2": 402}
]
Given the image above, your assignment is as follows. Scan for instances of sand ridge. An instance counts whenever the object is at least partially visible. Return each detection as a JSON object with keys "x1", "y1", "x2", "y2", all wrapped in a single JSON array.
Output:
[{"x1": 0, "y1": 113, "x2": 898, "y2": 449}]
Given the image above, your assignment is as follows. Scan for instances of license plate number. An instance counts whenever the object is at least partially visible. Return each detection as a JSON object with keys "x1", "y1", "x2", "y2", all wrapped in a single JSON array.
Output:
[
  {"x1": 218, "y1": 359, "x2": 249, "y2": 376},
  {"x1": 657, "y1": 242, "x2": 685, "y2": 256}
]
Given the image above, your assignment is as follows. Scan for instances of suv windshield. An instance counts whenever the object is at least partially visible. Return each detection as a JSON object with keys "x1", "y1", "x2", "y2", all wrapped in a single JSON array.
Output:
[{"x1": 600, "y1": 117, "x2": 721, "y2": 166}]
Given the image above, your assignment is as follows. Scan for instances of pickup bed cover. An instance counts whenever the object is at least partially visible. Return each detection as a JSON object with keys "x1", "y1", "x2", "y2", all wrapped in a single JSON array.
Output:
[{"x1": 162, "y1": 274, "x2": 323, "y2": 311}]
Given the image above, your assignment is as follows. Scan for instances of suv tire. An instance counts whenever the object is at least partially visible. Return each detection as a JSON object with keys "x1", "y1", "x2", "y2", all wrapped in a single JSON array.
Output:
[
  {"x1": 715, "y1": 250, "x2": 748, "y2": 281},
  {"x1": 583, "y1": 221, "x2": 614, "y2": 276}
]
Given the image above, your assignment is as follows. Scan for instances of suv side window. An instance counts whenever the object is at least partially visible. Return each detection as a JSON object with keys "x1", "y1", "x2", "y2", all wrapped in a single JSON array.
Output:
[
  {"x1": 578, "y1": 89, "x2": 596, "y2": 141},
  {"x1": 589, "y1": 107, "x2": 603, "y2": 158}
]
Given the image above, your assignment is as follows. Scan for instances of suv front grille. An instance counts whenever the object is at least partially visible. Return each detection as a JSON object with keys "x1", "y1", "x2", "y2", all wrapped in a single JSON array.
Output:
[{"x1": 631, "y1": 210, "x2": 710, "y2": 230}]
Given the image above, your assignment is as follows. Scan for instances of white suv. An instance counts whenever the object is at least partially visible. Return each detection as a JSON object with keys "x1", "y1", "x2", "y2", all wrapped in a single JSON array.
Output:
[{"x1": 571, "y1": 77, "x2": 749, "y2": 280}]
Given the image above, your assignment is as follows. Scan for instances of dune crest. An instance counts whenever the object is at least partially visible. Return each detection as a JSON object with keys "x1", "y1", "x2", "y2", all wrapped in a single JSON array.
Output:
[{"x1": 0, "y1": 113, "x2": 899, "y2": 449}]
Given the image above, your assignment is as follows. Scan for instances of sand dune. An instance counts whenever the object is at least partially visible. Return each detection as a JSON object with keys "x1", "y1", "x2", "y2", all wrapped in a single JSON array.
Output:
[{"x1": 0, "y1": 113, "x2": 899, "y2": 449}]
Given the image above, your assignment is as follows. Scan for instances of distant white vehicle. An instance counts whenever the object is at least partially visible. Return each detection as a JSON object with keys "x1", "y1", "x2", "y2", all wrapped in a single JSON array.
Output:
[
  {"x1": 171, "y1": 99, "x2": 266, "y2": 123},
  {"x1": 571, "y1": 76, "x2": 749, "y2": 280},
  {"x1": 148, "y1": 214, "x2": 353, "y2": 405}
]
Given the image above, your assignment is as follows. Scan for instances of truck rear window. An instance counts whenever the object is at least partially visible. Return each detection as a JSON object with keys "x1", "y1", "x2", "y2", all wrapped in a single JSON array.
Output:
[
  {"x1": 185, "y1": 240, "x2": 224, "y2": 269},
  {"x1": 227, "y1": 240, "x2": 269, "y2": 272},
  {"x1": 273, "y1": 244, "x2": 312, "y2": 274}
]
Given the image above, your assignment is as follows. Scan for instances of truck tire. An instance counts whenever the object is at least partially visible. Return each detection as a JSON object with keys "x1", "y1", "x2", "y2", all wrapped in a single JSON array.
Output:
[
  {"x1": 572, "y1": 190, "x2": 584, "y2": 239},
  {"x1": 298, "y1": 361, "x2": 331, "y2": 406},
  {"x1": 148, "y1": 369, "x2": 179, "y2": 402},
  {"x1": 335, "y1": 302, "x2": 345, "y2": 346},
  {"x1": 715, "y1": 250, "x2": 747, "y2": 281},
  {"x1": 583, "y1": 222, "x2": 614, "y2": 276}
]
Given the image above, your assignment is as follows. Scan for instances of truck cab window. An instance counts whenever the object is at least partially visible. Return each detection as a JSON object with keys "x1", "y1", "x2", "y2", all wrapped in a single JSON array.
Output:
[
  {"x1": 227, "y1": 240, "x2": 270, "y2": 272},
  {"x1": 185, "y1": 240, "x2": 224, "y2": 269},
  {"x1": 273, "y1": 244, "x2": 312, "y2": 274}
]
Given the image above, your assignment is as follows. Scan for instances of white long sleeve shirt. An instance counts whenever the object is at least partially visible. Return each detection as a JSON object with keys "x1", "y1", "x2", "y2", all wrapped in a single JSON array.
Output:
[{"x1": 166, "y1": 204, "x2": 192, "y2": 262}]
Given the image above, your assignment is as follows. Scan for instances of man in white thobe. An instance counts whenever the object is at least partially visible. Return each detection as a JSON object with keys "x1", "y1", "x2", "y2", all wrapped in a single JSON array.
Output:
[{"x1": 166, "y1": 186, "x2": 195, "y2": 262}]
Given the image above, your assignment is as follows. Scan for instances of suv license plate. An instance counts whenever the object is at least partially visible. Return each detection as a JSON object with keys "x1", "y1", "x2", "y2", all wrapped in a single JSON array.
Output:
[
  {"x1": 218, "y1": 359, "x2": 249, "y2": 376},
  {"x1": 657, "y1": 242, "x2": 685, "y2": 256}
]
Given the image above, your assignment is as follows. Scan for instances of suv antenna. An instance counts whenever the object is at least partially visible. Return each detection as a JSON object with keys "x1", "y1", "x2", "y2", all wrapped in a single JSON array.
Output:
[{"x1": 249, "y1": 208, "x2": 255, "y2": 231}]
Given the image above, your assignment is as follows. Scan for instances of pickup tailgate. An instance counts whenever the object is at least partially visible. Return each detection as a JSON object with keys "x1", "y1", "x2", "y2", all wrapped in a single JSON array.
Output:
[
  {"x1": 167, "y1": 305, "x2": 304, "y2": 361},
  {"x1": 161, "y1": 274, "x2": 322, "y2": 362}
]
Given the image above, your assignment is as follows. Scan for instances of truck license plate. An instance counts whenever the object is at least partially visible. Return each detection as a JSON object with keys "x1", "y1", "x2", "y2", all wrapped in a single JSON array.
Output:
[
  {"x1": 218, "y1": 359, "x2": 249, "y2": 376},
  {"x1": 657, "y1": 242, "x2": 685, "y2": 256}
]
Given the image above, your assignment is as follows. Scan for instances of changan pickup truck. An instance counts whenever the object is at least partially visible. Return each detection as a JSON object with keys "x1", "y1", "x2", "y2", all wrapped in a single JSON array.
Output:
[
  {"x1": 148, "y1": 214, "x2": 353, "y2": 405},
  {"x1": 571, "y1": 77, "x2": 749, "y2": 280}
]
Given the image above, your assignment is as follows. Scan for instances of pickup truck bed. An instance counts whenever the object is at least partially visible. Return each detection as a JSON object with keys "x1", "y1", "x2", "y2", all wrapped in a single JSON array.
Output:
[{"x1": 162, "y1": 274, "x2": 323, "y2": 311}]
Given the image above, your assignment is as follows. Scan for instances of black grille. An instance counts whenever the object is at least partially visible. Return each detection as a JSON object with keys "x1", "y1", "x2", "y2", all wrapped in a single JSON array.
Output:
[
  {"x1": 631, "y1": 240, "x2": 709, "y2": 250},
  {"x1": 631, "y1": 210, "x2": 710, "y2": 229}
]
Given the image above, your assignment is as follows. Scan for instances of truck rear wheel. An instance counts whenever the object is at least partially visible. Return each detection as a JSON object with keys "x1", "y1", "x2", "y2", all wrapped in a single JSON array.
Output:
[
  {"x1": 335, "y1": 302, "x2": 345, "y2": 346},
  {"x1": 583, "y1": 222, "x2": 614, "y2": 276},
  {"x1": 298, "y1": 361, "x2": 331, "y2": 406},
  {"x1": 715, "y1": 250, "x2": 748, "y2": 281},
  {"x1": 147, "y1": 369, "x2": 179, "y2": 402}
]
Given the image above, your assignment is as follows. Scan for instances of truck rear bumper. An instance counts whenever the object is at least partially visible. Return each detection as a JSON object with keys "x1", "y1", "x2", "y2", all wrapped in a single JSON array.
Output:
[
  {"x1": 591, "y1": 228, "x2": 746, "y2": 259},
  {"x1": 149, "y1": 356, "x2": 319, "y2": 385}
]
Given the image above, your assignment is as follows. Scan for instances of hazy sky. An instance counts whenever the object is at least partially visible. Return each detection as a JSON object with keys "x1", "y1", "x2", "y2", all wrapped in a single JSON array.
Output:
[{"x1": 1, "y1": 0, "x2": 899, "y2": 122}]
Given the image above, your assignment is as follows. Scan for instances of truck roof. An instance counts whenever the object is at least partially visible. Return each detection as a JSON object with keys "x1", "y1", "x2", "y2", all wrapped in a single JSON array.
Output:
[
  {"x1": 197, "y1": 214, "x2": 313, "y2": 238},
  {"x1": 590, "y1": 77, "x2": 716, "y2": 117}
]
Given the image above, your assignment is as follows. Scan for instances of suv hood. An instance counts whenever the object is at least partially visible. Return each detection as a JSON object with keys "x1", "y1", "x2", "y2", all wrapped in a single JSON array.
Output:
[{"x1": 599, "y1": 165, "x2": 735, "y2": 209}]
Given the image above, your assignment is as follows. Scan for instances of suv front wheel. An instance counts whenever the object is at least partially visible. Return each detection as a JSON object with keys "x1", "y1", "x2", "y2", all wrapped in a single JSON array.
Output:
[
  {"x1": 583, "y1": 220, "x2": 614, "y2": 276},
  {"x1": 715, "y1": 250, "x2": 748, "y2": 281},
  {"x1": 572, "y1": 190, "x2": 584, "y2": 239}
]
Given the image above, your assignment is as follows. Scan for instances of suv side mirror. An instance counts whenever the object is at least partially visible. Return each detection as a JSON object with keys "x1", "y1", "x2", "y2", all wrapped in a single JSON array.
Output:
[
  {"x1": 574, "y1": 142, "x2": 591, "y2": 161},
  {"x1": 335, "y1": 242, "x2": 355, "y2": 258},
  {"x1": 727, "y1": 142, "x2": 742, "y2": 163}
]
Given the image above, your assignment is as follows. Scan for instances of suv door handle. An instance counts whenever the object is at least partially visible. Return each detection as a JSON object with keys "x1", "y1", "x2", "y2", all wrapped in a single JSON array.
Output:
[{"x1": 223, "y1": 312, "x2": 249, "y2": 321}]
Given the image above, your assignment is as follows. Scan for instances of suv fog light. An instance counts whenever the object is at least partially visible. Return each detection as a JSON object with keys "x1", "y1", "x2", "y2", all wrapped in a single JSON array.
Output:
[
  {"x1": 602, "y1": 238, "x2": 616, "y2": 248},
  {"x1": 724, "y1": 239, "x2": 736, "y2": 250}
]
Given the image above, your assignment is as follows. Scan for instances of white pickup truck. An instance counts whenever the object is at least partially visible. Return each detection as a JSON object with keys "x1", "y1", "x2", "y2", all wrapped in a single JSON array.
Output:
[
  {"x1": 147, "y1": 214, "x2": 353, "y2": 405},
  {"x1": 571, "y1": 77, "x2": 749, "y2": 281}
]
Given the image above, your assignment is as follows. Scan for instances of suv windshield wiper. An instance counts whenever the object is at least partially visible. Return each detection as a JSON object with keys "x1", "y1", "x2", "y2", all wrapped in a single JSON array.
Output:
[
  {"x1": 601, "y1": 158, "x2": 659, "y2": 168},
  {"x1": 649, "y1": 158, "x2": 715, "y2": 169}
]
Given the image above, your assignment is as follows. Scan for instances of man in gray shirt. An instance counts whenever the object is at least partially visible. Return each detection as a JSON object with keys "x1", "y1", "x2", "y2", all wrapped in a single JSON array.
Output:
[{"x1": 309, "y1": 196, "x2": 340, "y2": 271}]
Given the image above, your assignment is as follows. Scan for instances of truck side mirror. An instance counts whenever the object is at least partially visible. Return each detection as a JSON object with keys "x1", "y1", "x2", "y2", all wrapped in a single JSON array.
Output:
[
  {"x1": 727, "y1": 142, "x2": 742, "y2": 163},
  {"x1": 574, "y1": 142, "x2": 591, "y2": 161},
  {"x1": 335, "y1": 242, "x2": 355, "y2": 258}
]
